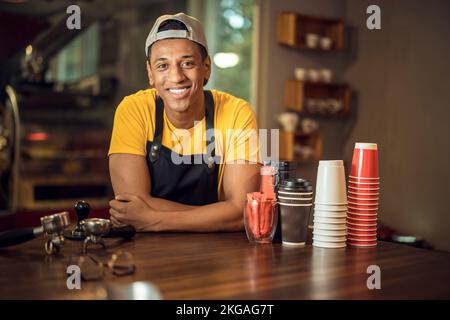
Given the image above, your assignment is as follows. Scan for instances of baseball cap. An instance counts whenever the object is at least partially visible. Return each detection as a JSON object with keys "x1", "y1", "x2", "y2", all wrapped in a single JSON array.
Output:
[{"x1": 145, "y1": 13, "x2": 208, "y2": 57}]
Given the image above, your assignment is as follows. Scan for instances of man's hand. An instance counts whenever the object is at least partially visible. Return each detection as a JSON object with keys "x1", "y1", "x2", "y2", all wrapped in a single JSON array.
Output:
[{"x1": 109, "y1": 193, "x2": 161, "y2": 231}]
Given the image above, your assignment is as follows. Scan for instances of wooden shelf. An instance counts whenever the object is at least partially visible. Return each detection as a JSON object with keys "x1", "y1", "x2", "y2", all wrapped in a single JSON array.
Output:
[
  {"x1": 284, "y1": 79, "x2": 351, "y2": 115},
  {"x1": 279, "y1": 130, "x2": 322, "y2": 162},
  {"x1": 277, "y1": 12, "x2": 345, "y2": 51}
]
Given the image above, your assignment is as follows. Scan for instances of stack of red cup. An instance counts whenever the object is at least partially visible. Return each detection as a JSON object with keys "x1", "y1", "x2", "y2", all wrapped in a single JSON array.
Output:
[{"x1": 347, "y1": 143, "x2": 379, "y2": 247}]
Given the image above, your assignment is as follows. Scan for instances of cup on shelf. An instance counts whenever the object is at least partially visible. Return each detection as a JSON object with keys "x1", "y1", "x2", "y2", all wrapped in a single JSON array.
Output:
[
  {"x1": 301, "y1": 118, "x2": 319, "y2": 134},
  {"x1": 328, "y1": 99, "x2": 343, "y2": 114},
  {"x1": 278, "y1": 112, "x2": 299, "y2": 132},
  {"x1": 305, "y1": 33, "x2": 320, "y2": 48},
  {"x1": 295, "y1": 68, "x2": 307, "y2": 81},
  {"x1": 319, "y1": 68, "x2": 333, "y2": 83},
  {"x1": 308, "y1": 69, "x2": 321, "y2": 82},
  {"x1": 320, "y1": 36, "x2": 333, "y2": 50}
]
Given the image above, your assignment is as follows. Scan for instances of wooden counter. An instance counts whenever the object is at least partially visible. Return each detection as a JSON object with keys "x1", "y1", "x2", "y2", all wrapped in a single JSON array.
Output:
[{"x1": 1, "y1": 232, "x2": 450, "y2": 299}]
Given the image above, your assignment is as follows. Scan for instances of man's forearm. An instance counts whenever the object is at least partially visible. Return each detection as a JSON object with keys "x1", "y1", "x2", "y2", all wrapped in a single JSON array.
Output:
[
  {"x1": 142, "y1": 194, "x2": 197, "y2": 212},
  {"x1": 151, "y1": 200, "x2": 244, "y2": 232}
]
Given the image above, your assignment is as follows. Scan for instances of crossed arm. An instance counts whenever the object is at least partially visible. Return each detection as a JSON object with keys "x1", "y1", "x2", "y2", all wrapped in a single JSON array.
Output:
[{"x1": 108, "y1": 154, "x2": 260, "y2": 232}]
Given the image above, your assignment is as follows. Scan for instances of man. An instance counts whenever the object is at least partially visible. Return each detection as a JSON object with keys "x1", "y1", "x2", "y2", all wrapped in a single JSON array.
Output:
[{"x1": 108, "y1": 13, "x2": 260, "y2": 232}]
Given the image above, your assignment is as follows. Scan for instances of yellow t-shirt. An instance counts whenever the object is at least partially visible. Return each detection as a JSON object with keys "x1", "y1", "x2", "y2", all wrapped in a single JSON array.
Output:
[{"x1": 108, "y1": 88, "x2": 260, "y2": 200}]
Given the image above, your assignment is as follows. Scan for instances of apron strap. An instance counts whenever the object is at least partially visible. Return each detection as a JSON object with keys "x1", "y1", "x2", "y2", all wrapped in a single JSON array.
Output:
[{"x1": 148, "y1": 95, "x2": 164, "y2": 162}]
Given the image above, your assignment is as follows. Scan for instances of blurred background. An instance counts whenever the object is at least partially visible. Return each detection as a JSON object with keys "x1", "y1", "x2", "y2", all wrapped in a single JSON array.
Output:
[{"x1": 0, "y1": 0, "x2": 449, "y2": 251}]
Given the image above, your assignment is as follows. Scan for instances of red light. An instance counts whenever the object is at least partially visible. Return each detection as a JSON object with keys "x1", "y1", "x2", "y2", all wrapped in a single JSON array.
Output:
[{"x1": 26, "y1": 132, "x2": 49, "y2": 142}]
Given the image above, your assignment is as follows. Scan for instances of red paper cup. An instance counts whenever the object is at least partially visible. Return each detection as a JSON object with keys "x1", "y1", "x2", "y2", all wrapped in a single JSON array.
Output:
[
  {"x1": 347, "y1": 225, "x2": 377, "y2": 232},
  {"x1": 348, "y1": 181, "x2": 380, "y2": 189},
  {"x1": 348, "y1": 177, "x2": 380, "y2": 185},
  {"x1": 348, "y1": 195, "x2": 379, "y2": 202},
  {"x1": 347, "y1": 229, "x2": 377, "y2": 236},
  {"x1": 348, "y1": 217, "x2": 377, "y2": 224},
  {"x1": 350, "y1": 143, "x2": 379, "y2": 178},
  {"x1": 349, "y1": 175, "x2": 379, "y2": 181},
  {"x1": 347, "y1": 198, "x2": 379, "y2": 205},
  {"x1": 348, "y1": 200, "x2": 378, "y2": 207},
  {"x1": 347, "y1": 210, "x2": 377, "y2": 216},
  {"x1": 348, "y1": 240, "x2": 377, "y2": 247},
  {"x1": 348, "y1": 184, "x2": 380, "y2": 195},
  {"x1": 347, "y1": 234, "x2": 377, "y2": 241},
  {"x1": 347, "y1": 220, "x2": 377, "y2": 227},
  {"x1": 347, "y1": 213, "x2": 377, "y2": 221},
  {"x1": 347, "y1": 190, "x2": 379, "y2": 198},
  {"x1": 347, "y1": 205, "x2": 378, "y2": 212},
  {"x1": 348, "y1": 236, "x2": 377, "y2": 242}
]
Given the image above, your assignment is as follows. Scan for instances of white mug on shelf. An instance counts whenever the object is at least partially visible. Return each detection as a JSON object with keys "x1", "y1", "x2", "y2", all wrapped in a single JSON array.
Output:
[
  {"x1": 295, "y1": 68, "x2": 307, "y2": 81},
  {"x1": 278, "y1": 112, "x2": 299, "y2": 132},
  {"x1": 305, "y1": 33, "x2": 320, "y2": 49},
  {"x1": 320, "y1": 37, "x2": 333, "y2": 50},
  {"x1": 319, "y1": 69, "x2": 333, "y2": 83}
]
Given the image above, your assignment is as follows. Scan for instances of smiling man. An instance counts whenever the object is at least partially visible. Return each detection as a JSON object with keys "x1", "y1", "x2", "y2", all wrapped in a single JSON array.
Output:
[{"x1": 108, "y1": 13, "x2": 260, "y2": 232}]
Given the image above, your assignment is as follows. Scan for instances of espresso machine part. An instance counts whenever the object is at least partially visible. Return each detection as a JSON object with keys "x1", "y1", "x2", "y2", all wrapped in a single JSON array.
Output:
[
  {"x1": 41, "y1": 211, "x2": 71, "y2": 254},
  {"x1": 64, "y1": 201, "x2": 91, "y2": 240},
  {"x1": 83, "y1": 218, "x2": 111, "y2": 253},
  {"x1": 0, "y1": 211, "x2": 70, "y2": 255}
]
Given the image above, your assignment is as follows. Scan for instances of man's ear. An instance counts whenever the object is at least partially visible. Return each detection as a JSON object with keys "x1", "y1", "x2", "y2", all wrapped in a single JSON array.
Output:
[
  {"x1": 203, "y1": 55, "x2": 212, "y2": 86},
  {"x1": 146, "y1": 60, "x2": 155, "y2": 87}
]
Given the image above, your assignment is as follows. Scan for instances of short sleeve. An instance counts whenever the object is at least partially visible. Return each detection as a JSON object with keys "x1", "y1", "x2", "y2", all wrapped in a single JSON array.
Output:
[
  {"x1": 225, "y1": 101, "x2": 260, "y2": 164},
  {"x1": 108, "y1": 97, "x2": 148, "y2": 156}
]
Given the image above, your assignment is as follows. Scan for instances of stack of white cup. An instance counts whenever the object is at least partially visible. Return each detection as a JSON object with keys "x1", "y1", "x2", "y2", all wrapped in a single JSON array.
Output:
[{"x1": 313, "y1": 160, "x2": 348, "y2": 248}]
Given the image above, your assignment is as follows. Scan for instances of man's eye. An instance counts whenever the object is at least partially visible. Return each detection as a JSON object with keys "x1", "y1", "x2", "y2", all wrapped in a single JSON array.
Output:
[
  {"x1": 156, "y1": 64, "x2": 168, "y2": 70},
  {"x1": 181, "y1": 61, "x2": 195, "y2": 68}
]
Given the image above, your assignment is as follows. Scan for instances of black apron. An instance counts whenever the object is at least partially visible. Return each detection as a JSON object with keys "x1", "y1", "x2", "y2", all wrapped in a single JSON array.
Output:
[{"x1": 146, "y1": 91, "x2": 220, "y2": 206}]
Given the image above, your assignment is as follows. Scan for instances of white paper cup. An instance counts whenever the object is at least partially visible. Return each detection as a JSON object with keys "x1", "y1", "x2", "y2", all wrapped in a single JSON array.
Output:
[
  {"x1": 314, "y1": 216, "x2": 347, "y2": 224},
  {"x1": 313, "y1": 229, "x2": 347, "y2": 236},
  {"x1": 313, "y1": 240, "x2": 346, "y2": 248},
  {"x1": 313, "y1": 235, "x2": 346, "y2": 243},
  {"x1": 314, "y1": 210, "x2": 347, "y2": 218},
  {"x1": 313, "y1": 222, "x2": 347, "y2": 230},
  {"x1": 314, "y1": 203, "x2": 348, "y2": 211},
  {"x1": 315, "y1": 161, "x2": 347, "y2": 204}
]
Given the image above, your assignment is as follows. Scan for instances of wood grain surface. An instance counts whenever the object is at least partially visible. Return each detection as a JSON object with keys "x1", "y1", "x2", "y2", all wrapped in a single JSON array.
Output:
[{"x1": 1, "y1": 232, "x2": 449, "y2": 299}]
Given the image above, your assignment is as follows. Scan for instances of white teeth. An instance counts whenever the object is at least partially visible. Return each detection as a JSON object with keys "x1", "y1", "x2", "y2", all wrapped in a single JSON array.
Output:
[{"x1": 169, "y1": 87, "x2": 189, "y2": 94}]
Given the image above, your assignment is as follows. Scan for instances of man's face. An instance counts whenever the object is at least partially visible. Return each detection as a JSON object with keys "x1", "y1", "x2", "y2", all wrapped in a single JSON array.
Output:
[{"x1": 146, "y1": 39, "x2": 211, "y2": 114}]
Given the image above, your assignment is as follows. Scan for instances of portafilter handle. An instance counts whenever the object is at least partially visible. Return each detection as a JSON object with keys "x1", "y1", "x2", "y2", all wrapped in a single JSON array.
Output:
[
  {"x1": 75, "y1": 201, "x2": 90, "y2": 223},
  {"x1": 0, "y1": 227, "x2": 44, "y2": 248}
]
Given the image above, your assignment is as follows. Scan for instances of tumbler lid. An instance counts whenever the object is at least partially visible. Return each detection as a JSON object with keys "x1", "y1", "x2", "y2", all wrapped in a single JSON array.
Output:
[{"x1": 278, "y1": 178, "x2": 312, "y2": 192}]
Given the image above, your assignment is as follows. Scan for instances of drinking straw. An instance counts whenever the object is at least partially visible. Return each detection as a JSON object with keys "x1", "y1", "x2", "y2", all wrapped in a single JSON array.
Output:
[{"x1": 251, "y1": 199, "x2": 260, "y2": 238}]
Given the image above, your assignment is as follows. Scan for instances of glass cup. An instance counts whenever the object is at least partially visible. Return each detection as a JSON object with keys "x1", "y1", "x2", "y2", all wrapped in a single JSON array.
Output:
[{"x1": 244, "y1": 199, "x2": 278, "y2": 244}]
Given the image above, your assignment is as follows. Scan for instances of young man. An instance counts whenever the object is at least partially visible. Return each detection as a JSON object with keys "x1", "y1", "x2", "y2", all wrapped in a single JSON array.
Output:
[{"x1": 108, "y1": 13, "x2": 260, "y2": 232}]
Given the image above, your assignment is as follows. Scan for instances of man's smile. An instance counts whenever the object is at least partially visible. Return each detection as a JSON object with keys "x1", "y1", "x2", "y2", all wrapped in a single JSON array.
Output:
[{"x1": 167, "y1": 86, "x2": 192, "y2": 98}]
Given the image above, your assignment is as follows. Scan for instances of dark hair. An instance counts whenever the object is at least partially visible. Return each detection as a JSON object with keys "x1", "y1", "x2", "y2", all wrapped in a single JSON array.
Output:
[{"x1": 147, "y1": 19, "x2": 208, "y2": 61}]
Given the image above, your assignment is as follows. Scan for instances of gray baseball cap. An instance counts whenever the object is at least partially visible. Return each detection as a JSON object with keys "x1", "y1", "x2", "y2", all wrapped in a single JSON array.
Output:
[{"x1": 145, "y1": 13, "x2": 208, "y2": 57}]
